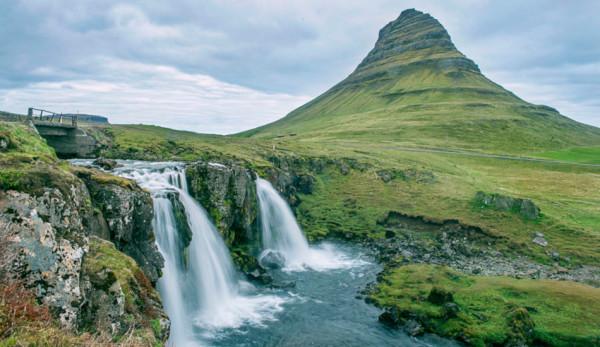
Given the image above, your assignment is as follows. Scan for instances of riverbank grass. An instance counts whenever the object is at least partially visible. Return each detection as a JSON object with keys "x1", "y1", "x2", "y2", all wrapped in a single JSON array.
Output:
[{"x1": 370, "y1": 264, "x2": 600, "y2": 346}]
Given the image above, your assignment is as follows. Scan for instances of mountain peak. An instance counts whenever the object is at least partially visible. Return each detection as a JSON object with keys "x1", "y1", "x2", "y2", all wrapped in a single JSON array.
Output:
[{"x1": 353, "y1": 9, "x2": 479, "y2": 80}]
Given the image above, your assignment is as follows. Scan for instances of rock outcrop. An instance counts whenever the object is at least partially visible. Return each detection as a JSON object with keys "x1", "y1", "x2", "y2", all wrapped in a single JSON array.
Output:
[
  {"x1": 474, "y1": 191, "x2": 540, "y2": 220},
  {"x1": 0, "y1": 123, "x2": 168, "y2": 344},
  {"x1": 75, "y1": 167, "x2": 164, "y2": 284},
  {"x1": 0, "y1": 181, "x2": 169, "y2": 343},
  {"x1": 0, "y1": 189, "x2": 88, "y2": 328},
  {"x1": 79, "y1": 237, "x2": 169, "y2": 342},
  {"x1": 354, "y1": 8, "x2": 480, "y2": 81},
  {"x1": 186, "y1": 161, "x2": 259, "y2": 246},
  {"x1": 165, "y1": 190, "x2": 192, "y2": 268}
]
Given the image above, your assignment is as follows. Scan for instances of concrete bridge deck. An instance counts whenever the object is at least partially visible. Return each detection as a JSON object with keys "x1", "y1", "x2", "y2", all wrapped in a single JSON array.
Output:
[{"x1": 26, "y1": 108, "x2": 97, "y2": 158}]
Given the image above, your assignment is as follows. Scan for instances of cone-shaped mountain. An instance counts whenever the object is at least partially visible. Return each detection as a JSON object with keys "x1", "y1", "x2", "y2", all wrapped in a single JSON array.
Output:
[{"x1": 240, "y1": 9, "x2": 600, "y2": 153}]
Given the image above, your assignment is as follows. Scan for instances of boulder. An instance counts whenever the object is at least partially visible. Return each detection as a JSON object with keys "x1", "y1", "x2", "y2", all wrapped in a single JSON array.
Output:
[
  {"x1": 378, "y1": 306, "x2": 403, "y2": 327},
  {"x1": 259, "y1": 250, "x2": 286, "y2": 270},
  {"x1": 427, "y1": 286, "x2": 454, "y2": 305},
  {"x1": 377, "y1": 169, "x2": 395, "y2": 183},
  {"x1": 475, "y1": 191, "x2": 540, "y2": 220},
  {"x1": 92, "y1": 158, "x2": 120, "y2": 170},
  {"x1": 532, "y1": 232, "x2": 548, "y2": 247},
  {"x1": 0, "y1": 132, "x2": 10, "y2": 151},
  {"x1": 404, "y1": 319, "x2": 425, "y2": 336}
]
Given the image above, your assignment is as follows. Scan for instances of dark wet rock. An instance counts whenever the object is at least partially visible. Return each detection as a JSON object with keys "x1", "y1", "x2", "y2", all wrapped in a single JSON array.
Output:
[
  {"x1": 378, "y1": 307, "x2": 404, "y2": 327},
  {"x1": 271, "y1": 280, "x2": 296, "y2": 289},
  {"x1": 259, "y1": 250, "x2": 286, "y2": 270},
  {"x1": 475, "y1": 191, "x2": 540, "y2": 220},
  {"x1": 427, "y1": 286, "x2": 454, "y2": 305},
  {"x1": 92, "y1": 157, "x2": 120, "y2": 170},
  {"x1": 443, "y1": 302, "x2": 460, "y2": 319},
  {"x1": 294, "y1": 174, "x2": 315, "y2": 194},
  {"x1": 385, "y1": 228, "x2": 396, "y2": 239},
  {"x1": 165, "y1": 190, "x2": 192, "y2": 267},
  {"x1": 186, "y1": 161, "x2": 259, "y2": 247},
  {"x1": 404, "y1": 319, "x2": 425, "y2": 336},
  {"x1": 246, "y1": 269, "x2": 273, "y2": 285}
]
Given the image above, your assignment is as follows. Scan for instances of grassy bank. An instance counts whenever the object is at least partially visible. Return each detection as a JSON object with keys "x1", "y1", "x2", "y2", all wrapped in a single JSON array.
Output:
[{"x1": 369, "y1": 264, "x2": 600, "y2": 346}]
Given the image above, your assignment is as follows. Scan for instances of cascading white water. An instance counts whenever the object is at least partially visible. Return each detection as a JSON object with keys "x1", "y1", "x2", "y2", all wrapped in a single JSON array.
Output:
[
  {"x1": 256, "y1": 177, "x2": 358, "y2": 271},
  {"x1": 113, "y1": 162, "x2": 284, "y2": 346},
  {"x1": 257, "y1": 178, "x2": 311, "y2": 264}
]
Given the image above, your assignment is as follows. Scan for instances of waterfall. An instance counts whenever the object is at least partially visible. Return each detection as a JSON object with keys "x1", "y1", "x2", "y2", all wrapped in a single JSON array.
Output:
[
  {"x1": 257, "y1": 178, "x2": 311, "y2": 265},
  {"x1": 115, "y1": 162, "x2": 284, "y2": 346},
  {"x1": 256, "y1": 177, "x2": 357, "y2": 272}
]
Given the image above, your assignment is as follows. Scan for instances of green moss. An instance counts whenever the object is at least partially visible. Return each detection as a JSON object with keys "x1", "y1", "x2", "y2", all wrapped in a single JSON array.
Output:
[
  {"x1": 84, "y1": 238, "x2": 140, "y2": 311},
  {"x1": 71, "y1": 166, "x2": 137, "y2": 189},
  {"x1": 370, "y1": 264, "x2": 600, "y2": 346},
  {"x1": 82, "y1": 237, "x2": 163, "y2": 344},
  {"x1": 150, "y1": 319, "x2": 162, "y2": 339}
]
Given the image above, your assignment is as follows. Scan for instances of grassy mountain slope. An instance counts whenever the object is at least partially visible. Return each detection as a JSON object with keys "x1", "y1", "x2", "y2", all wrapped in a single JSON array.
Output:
[{"x1": 240, "y1": 9, "x2": 600, "y2": 154}]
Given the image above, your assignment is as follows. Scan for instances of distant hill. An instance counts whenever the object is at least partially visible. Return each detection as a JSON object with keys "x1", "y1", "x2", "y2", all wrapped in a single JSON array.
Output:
[
  {"x1": 240, "y1": 9, "x2": 600, "y2": 154},
  {"x1": 63, "y1": 114, "x2": 109, "y2": 124},
  {"x1": 0, "y1": 110, "x2": 27, "y2": 121}
]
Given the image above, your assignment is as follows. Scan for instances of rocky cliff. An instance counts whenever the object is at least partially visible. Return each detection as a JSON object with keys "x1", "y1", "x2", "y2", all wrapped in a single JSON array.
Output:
[
  {"x1": 74, "y1": 167, "x2": 164, "y2": 283},
  {"x1": 186, "y1": 161, "x2": 259, "y2": 247},
  {"x1": 0, "y1": 122, "x2": 168, "y2": 344}
]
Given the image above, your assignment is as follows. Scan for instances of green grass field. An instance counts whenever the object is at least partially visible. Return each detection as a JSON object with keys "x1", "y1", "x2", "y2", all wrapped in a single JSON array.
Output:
[{"x1": 534, "y1": 146, "x2": 600, "y2": 164}]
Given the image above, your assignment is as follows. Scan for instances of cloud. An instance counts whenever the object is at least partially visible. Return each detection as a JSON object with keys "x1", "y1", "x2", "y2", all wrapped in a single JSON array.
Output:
[
  {"x1": 108, "y1": 4, "x2": 182, "y2": 40},
  {"x1": 0, "y1": 58, "x2": 310, "y2": 134},
  {"x1": 0, "y1": 0, "x2": 598, "y2": 130}
]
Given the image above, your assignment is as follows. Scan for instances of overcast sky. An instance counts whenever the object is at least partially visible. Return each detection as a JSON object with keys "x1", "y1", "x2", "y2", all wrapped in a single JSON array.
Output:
[{"x1": 1, "y1": 0, "x2": 599, "y2": 134}]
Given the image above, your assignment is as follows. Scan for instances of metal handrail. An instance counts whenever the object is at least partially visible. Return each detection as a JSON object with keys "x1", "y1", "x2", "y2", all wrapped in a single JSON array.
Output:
[{"x1": 28, "y1": 108, "x2": 78, "y2": 127}]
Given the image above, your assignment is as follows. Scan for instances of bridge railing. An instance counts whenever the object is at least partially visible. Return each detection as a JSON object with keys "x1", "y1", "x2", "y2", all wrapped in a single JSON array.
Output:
[{"x1": 28, "y1": 108, "x2": 77, "y2": 127}]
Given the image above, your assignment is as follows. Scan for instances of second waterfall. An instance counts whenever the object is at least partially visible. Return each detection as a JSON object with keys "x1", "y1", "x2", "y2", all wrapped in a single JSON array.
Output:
[{"x1": 256, "y1": 177, "x2": 357, "y2": 272}]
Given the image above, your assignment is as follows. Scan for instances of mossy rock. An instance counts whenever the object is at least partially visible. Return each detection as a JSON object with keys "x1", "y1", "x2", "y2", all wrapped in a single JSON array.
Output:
[{"x1": 80, "y1": 237, "x2": 168, "y2": 344}]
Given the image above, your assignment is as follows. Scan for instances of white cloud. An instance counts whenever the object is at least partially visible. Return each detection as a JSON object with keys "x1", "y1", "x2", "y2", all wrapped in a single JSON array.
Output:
[
  {"x1": 108, "y1": 4, "x2": 182, "y2": 39},
  {"x1": 0, "y1": 58, "x2": 310, "y2": 134}
]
